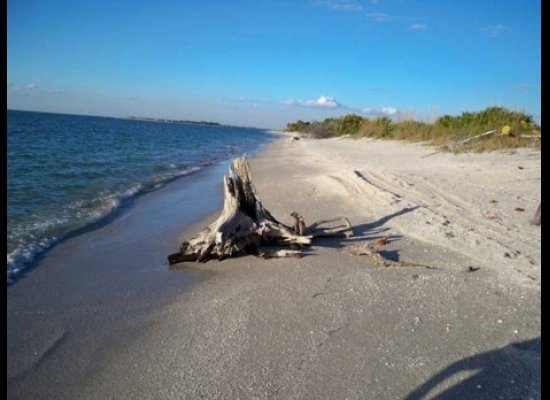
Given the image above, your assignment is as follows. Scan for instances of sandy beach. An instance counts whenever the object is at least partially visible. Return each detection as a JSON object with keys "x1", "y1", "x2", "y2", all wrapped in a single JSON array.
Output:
[{"x1": 7, "y1": 135, "x2": 541, "y2": 399}]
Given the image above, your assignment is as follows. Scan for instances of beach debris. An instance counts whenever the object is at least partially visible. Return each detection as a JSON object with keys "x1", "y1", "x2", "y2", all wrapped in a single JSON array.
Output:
[
  {"x1": 501, "y1": 125, "x2": 512, "y2": 136},
  {"x1": 306, "y1": 217, "x2": 354, "y2": 238},
  {"x1": 520, "y1": 134, "x2": 542, "y2": 139},
  {"x1": 467, "y1": 266, "x2": 481, "y2": 272},
  {"x1": 167, "y1": 157, "x2": 353, "y2": 264},
  {"x1": 447, "y1": 130, "x2": 498, "y2": 151},
  {"x1": 371, "y1": 237, "x2": 390, "y2": 247},
  {"x1": 514, "y1": 207, "x2": 525, "y2": 212},
  {"x1": 489, "y1": 199, "x2": 498, "y2": 204},
  {"x1": 420, "y1": 151, "x2": 441, "y2": 159},
  {"x1": 256, "y1": 249, "x2": 302, "y2": 259},
  {"x1": 343, "y1": 243, "x2": 436, "y2": 269},
  {"x1": 290, "y1": 211, "x2": 308, "y2": 235},
  {"x1": 532, "y1": 203, "x2": 541, "y2": 225}
]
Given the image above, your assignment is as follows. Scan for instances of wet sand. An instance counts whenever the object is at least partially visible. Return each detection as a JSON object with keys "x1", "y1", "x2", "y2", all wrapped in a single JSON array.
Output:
[
  {"x1": 7, "y1": 161, "x2": 228, "y2": 398},
  {"x1": 7, "y1": 135, "x2": 541, "y2": 399}
]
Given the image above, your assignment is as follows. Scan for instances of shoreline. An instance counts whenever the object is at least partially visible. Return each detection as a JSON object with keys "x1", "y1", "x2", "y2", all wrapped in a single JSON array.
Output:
[
  {"x1": 7, "y1": 146, "x2": 271, "y2": 397},
  {"x1": 8, "y1": 136, "x2": 540, "y2": 399},
  {"x1": 7, "y1": 128, "x2": 277, "y2": 286},
  {"x1": 6, "y1": 164, "x2": 206, "y2": 285}
]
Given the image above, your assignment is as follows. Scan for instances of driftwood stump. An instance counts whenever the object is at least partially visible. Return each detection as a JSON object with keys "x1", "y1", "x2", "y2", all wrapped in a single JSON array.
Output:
[{"x1": 168, "y1": 157, "x2": 352, "y2": 264}]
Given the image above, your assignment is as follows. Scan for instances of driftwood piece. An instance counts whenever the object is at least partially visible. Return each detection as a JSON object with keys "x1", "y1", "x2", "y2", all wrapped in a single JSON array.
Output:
[
  {"x1": 290, "y1": 212, "x2": 308, "y2": 235},
  {"x1": 448, "y1": 130, "x2": 497, "y2": 151},
  {"x1": 168, "y1": 157, "x2": 353, "y2": 265},
  {"x1": 422, "y1": 131, "x2": 541, "y2": 158},
  {"x1": 532, "y1": 203, "x2": 541, "y2": 226},
  {"x1": 520, "y1": 134, "x2": 542, "y2": 139},
  {"x1": 308, "y1": 217, "x2": 353, "y2": 238},
  {"x1": 256, "y1": 249, "x2": 303, "y2": 259},
  {"x1": 343, "y1": 243, "x2": 436, "y2": 269}
]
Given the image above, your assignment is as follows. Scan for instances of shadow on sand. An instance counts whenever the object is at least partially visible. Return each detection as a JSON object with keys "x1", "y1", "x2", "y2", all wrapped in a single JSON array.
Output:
[
  {"x1": 404, "y1": 337, "x2": 541, "y2": 400},
  {"x1": 309, "y1": 205, "x2": 420, "y2": 250}
]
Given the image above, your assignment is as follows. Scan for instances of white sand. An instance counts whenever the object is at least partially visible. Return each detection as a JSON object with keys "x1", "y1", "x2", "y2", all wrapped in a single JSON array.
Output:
[
  {"x1": 8, "y1": 136, "x2": 541, "y2": 399},
  {"x1": 271, "y1": 135, "x2": 541, "y2": 287}
]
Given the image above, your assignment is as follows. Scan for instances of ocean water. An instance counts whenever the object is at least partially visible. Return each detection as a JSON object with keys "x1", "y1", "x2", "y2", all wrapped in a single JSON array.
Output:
[{"x1": 7, "y1": 110, "x2": 272, "y2": 283}]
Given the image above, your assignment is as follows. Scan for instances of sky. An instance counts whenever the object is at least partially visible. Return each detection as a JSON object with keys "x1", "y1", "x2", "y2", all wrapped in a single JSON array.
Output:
[{"x1": 7, "y1": 0, "x2": 541, "y2": 129}]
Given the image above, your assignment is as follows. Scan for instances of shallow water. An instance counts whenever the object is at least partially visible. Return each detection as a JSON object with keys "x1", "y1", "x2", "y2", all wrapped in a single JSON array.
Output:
[{"x1": 7, "y1": 110, "x2": 271, "y2": 282}]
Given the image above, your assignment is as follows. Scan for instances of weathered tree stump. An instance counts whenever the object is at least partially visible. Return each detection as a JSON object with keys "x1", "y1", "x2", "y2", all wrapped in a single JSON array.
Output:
[{"x1": 168, "y1": 157, "x2": 353, "y2": 265}]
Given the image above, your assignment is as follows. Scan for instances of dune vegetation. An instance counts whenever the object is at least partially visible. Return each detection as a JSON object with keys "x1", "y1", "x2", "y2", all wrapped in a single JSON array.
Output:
[{"x1": 285, "y1": 107, "x2": 541, "y2": 152}]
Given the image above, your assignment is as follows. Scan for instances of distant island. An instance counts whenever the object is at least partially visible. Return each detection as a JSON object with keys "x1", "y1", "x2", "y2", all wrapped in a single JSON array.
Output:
[{"x1": 126, "y1": 116, "x2": 220, "y2": 126}]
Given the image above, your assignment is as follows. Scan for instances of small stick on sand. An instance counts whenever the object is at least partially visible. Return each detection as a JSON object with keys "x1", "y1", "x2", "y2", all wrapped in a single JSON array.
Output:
[
  {"x1": 532, "y1": 203, "x2": 541, "y2": 226},
  {"x1": 343, "y1": 243, "x2": 437, "y2": 269}
]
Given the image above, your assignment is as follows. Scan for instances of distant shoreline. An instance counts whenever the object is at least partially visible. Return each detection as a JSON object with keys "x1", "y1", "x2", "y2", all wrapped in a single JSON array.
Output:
[
  {"x1": 125, "y1": 116, "x2": 221, "y2": 126},
  {"x1": 7, "y1": 109, "x2": 270, "y2": 130}
]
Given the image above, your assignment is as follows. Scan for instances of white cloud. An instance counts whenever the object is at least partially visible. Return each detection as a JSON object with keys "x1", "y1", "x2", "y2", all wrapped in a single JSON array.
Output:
[
  {"x1": 365, "y1": 12, "x2": 395, "y2": 22},
  {"x1": 410, "y1": 23, "x2": 428, "y2": 31},
  {"x1": 362, "y1": 106, "x2": 399, "y2": 116},
  {"x1": 315, "y1": 95, "x2": 341, "y2": 108},
  {"x1": 315, "y1": 0, "x2": 363, "y2": 12},
  {"x1": 284, "y1": 95, "x2": 341, "y2": 109},
  {"x1": 24, "y1": 83, "x2": 36, "y2": 90},
  {"x1": 482, "y1": 24, "x2": 505, "y2": 37},
  {"x1": 380, "y1": 107, "x2": 398, "y2": 115}
]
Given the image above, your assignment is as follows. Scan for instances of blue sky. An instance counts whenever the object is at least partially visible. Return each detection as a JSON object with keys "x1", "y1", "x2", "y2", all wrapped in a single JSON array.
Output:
[{"x1": 7, "y1": 0, "x2": 541, "y2": 128}]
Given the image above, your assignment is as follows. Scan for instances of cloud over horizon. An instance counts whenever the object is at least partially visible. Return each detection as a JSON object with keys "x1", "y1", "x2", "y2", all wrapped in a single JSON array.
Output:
[
  {"x1": 284, "y1": 95, "x2": 342, "y2": 109},
  {"x1": 362, "y1": 106, "x2": 399, "y2": 116},
  {"x1": 283, "y1": 95, "x2": 400, "y2": 118}
]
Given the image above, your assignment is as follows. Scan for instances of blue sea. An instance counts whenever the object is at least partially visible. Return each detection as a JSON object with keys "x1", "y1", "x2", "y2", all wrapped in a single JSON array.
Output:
[{"x1": 7, "y1": 110, "x2": 272, "y2": 283}]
